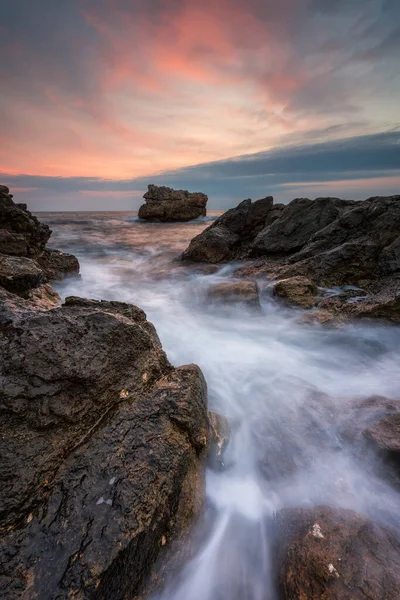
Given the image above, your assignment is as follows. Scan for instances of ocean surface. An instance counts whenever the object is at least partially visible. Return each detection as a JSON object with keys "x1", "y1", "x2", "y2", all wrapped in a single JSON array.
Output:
[{"x1": 38, "y1": 211, "x2": 400, "y2": 599}]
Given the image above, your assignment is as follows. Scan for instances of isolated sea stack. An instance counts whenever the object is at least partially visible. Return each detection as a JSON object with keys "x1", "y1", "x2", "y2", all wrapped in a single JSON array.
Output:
[{"x1": 138, "y1": 184, "x2": 208, "y2": 222}]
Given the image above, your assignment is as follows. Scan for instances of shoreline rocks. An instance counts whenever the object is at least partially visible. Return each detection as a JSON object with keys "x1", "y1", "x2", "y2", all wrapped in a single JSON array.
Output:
[
  {"x1": 0, "y1": 186, "x2": 80, "y2": 300},
  {"x1": 0, "y1": 297, "x2": 209, "y2": 599},
  {"x1": 138, "y1": 184, "x2": 208, "y2": 222},
  {"x1": 181, "y1": 193, "x2": 400, "y2": 322},
  {"x1": 208, "y1": 280, "x2": 261, "y2": 309}
]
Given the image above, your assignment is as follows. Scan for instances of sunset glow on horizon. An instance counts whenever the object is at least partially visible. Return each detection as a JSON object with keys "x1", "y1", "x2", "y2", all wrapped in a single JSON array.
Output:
[{"x1": 1, "y1": 0, "x2": 399, "y2": 209}]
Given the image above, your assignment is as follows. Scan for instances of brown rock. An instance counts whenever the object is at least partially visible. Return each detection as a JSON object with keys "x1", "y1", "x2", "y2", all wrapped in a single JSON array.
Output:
[
  {"x1": 364, "y1": 413, "x2": 400, "y2": 463},
  {"x1": 272, "y1": 276, "x2": 318, "y2": 308},
  {"x1": 0, "y1": 297, "x2": 209, "y2": 600},
  {"x1": 208, "y1": 280, "x2": 260, "y2": 309},
  {"x1": 275, "y1": 505, "x2": 400, "y2": 600},
  {"x1": 138, "y1": 184, "x2": 208, "y2": 222}
]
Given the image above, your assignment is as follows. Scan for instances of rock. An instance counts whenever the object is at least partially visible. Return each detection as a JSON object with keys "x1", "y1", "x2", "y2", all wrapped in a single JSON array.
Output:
[
  {"x1": 297, "y1": 309, "x2": 337, "y2": 326},
  {"x1": 251, "y1": 197, "x2": 348, "y2": 256},
  {"x1": 275, "y1": 505, "x2": 400, "y2": 600},
  {"x1": 36, "y1": 247, "x2": 80, "y2": 280},
  {"x1": 138, "y1": 184, "x2": 208, "y2": 222},
  {"x1": 0, "y1": 185, "x2": 51, "y2": 255},
  {"x1": 0, "y1": 254, "x2": 46, "y2": 296},
  {"x1": 182, "y1": 197, "x2": 273, "y2": 262},
  {"x1": 208, "y1": 280, "x2": 260, "y2": 309},
  {"x1": 208, "y1": 411, "x2": 230, "y2": 469},
  {"x1": 0, "y1": 297, "x2": 209, "y2": 599},
  {"x1": 272, "y1": 276, "x2": 318, "y2": 308},
  {"x1": 364, "y1": 413, "x2": 400, "y2": 466}
]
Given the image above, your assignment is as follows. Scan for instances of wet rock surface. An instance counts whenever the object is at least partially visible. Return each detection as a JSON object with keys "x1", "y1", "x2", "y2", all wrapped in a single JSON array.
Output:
[
  {"x1": 138, "y1": 184, "x2": 208, "y2": 222},
  {"x1": 208, "y1": 280, "x2": 260, "y2": 309},
  {"x1": 272, "y1": 276, "x2": 318, "y2": 309},
  {"x1": 275, "y1": 505, "x2": 400, "y2": 600},
  {"x1": 0, "y1": 297, "x2": 209, "y2": 599},
  {"x1": 364, "y1": 413, "x2": 400, "y2": 467},
  {"x1": 208, "y1": 411, "x2": 231, "y2": 469}
]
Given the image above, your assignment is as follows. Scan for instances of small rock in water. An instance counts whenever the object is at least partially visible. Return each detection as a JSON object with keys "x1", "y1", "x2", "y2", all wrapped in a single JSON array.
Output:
[{"x1": 208, "y1": 280, "x2": 261, "y2": 310}]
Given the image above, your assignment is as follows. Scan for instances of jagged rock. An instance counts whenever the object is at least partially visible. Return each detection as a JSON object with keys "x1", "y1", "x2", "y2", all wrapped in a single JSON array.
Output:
[
  {"x1": 272, "y1": 276, "x2": 318, "y2": 308},
  {"x1": 251, "y1": 197, "x2": 348, "y2": 257},
  {"x1": 208, "y1": 411, "x2": 230, "y2": 469},
  {"x1": 0, "y1": 186, "x2": 80, "y2": 295},
  {"x1": 138, "y1": 184, "x2": 208, "y2": 222},
  {"x1": 208, "y1": 280, "x2": 260, "y2": 309},
  {"x1": 275, "y1": 505, "x2": 400, "y2": 600},
  {"x1": 37, "y1": 247, "x2": 80, "y2": 280},
  {"x1": 182, "y1": 197, "x2": 273, "y2": 262},
  {"x1": 0, "y1": 297, "x2": 209, "y2": 600},
  {"x1": 0, "y1": 185, "x2": 51, "y2": 255},
  {"x1": 0, "y1": 254, "x2": 46, "y2": 296}
]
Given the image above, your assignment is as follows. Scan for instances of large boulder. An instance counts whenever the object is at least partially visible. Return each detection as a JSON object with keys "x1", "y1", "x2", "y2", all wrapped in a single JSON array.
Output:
[
  {"x1": 364, "y1": 413, "x2": 400, "y2": 466},
  {"x1": 138, "y1": 184, "x2": 208, "y2": 221},
  {"x1": 275, "y1": 505, "x2": 400, "y2": 600},
  {"x1": 181, "y1": 197, "x2": 273, "y2": 262},
  {"x1": 0, "y1": 297, "x2": 209, "y2": 599}
]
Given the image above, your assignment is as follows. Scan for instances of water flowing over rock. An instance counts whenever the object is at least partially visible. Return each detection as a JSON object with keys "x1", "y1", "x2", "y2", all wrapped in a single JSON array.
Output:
[
  {"x1": 138, "y1": 184, "x2": 208, "y2": 222},
  {"x1": 0, "y1": 297, "x2": 209, "y2": 599},
  {"x1": 275, "y1": 506, "x2": 400, "y2": 600}
]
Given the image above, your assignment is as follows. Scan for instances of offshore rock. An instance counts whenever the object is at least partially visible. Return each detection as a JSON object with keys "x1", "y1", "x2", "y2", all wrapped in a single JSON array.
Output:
[
  {"x1": 181, "y1": 197, "x2": 273, "y2": 262},
  {"x1": 275, "y1": 505, "x2": 400, "y2": 600},
  {"x1": 138, "y1": 184, "x2": 208, "y2": 222},
  {"x1": 0, "y1": 297, "x2": 209, "y2": 600}
]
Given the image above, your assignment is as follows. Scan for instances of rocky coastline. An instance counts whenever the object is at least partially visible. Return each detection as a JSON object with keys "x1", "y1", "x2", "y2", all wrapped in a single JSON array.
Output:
[
  {"x1": 181, "y1": 193, "x2": 400, "y2": 324},
  {"x1": 1, "y1": 185, "x2": 400, "y2": 599}
]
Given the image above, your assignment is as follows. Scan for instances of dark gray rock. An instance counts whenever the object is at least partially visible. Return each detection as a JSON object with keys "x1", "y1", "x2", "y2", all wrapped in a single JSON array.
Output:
[
  {"x1": 0, "y1": 254, "x2": 46, "y2": 296},
  {"x1": 0, "y1": 185, "x2": 51, "y2": 255},
  {"x1": 36, "y1": 247, "x2": 80, "y2": 280},
  {"x1": 0, "y1": 297, "x2": 209, "y2": 600},
  {"x1": 275, "y1": 505, "x2": 400, "y2": 600},
  {"x1": 138, "y1": 184, "x2": 208, "y2": 222},
  {"x1": 181, "y1": 197, "x2": 273, "y2": 262}
]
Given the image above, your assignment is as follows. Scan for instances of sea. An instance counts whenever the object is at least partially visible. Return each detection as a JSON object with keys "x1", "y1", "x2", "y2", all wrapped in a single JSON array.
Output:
[{"x1": 37, "y1": 210, "x2": 400, "y2": 599}]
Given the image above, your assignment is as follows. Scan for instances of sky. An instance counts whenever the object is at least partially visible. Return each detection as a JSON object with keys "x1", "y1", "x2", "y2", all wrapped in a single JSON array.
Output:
[{"x1": 0, "y1": 0, "x2": 399, "y2": 211}]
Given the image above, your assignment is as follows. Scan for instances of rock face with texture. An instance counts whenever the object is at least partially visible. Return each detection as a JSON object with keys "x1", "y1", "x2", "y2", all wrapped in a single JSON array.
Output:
[
  {"x1": 208, "y1": 280, "x2": 260, "y2": 309},
  {"x1": 0, "y1": 297, "x2": 209, "y2": 600},
  {"x1": 182, "y1": 197, "x2": 273, "y2": 262},
  {"x1": 364, "y1": 413, "x2": 400, "y2": 464},
  {"x1": 275, "y1": 506, "x2": 400, "y2": 600},
  {"x1": 0, "y1": 185, "x2": 80, "y2": 297},
  {"x1": 138, "y1": 184, "x2": 208, "y2": 221},
  {"x1": 272, "y1": 276, "x2": 318, "y2": 309}
]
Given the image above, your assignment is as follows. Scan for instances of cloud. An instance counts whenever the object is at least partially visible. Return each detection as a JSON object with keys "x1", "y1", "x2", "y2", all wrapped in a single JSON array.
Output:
[
  {"x1": 0, "y1": 0, "x2": 399, "y2": 186},
  {"x1": 2, "y1": 130, "x2": 399, "y2": 209}
]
